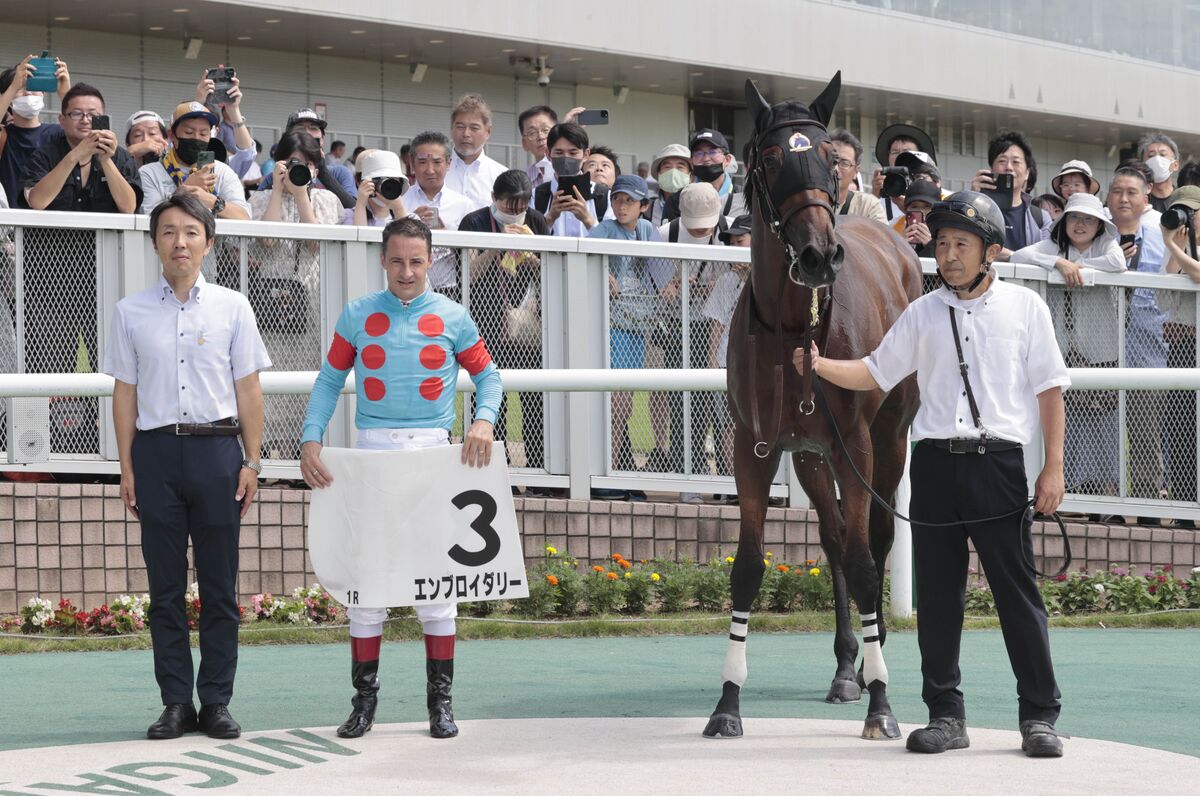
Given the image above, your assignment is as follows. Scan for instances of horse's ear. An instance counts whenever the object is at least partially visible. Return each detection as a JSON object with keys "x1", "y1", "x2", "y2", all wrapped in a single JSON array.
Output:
[
  {"x1": 809, "y1": 71, "x2": 841, "y2": 126},
  {"x1": 744, "y1": 79, "x2": 772, "y2": 131}
]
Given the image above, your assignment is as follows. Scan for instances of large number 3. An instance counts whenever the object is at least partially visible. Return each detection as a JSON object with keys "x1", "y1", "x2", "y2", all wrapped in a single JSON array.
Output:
[{"x1": 449, "y1": 489, "x2": 501, "y2": 566}]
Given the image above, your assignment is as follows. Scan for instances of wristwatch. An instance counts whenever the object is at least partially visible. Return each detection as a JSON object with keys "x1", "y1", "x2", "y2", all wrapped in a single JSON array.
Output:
[
  {"x1": 212, "y1": 196, "x2": 226, "y2": 214},
  {"x1": 241, "y1": 459, "x2": 262, "y2": 475}
]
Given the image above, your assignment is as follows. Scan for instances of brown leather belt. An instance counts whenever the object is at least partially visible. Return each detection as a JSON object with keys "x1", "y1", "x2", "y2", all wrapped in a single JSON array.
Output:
[
  {"x1": 146, "y1": 418, "x2": 241, "y2": 436},
  {"x1": 921, "y1": 438, "x2": 1021, "y2": 455}
]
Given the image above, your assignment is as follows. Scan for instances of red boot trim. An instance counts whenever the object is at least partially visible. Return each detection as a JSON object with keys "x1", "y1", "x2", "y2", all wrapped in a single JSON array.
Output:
[
  {"x1": 424, "y1": 634, "x2": 455, "y2": 660},
  {"x1": 351, "y1": 635, "x2": 382, "y2": 662}
]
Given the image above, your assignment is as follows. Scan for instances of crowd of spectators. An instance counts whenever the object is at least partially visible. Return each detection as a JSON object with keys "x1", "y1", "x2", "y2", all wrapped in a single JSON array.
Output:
[{"x1": 1, "y1": 55, "x2": 1199, "y2": 513}]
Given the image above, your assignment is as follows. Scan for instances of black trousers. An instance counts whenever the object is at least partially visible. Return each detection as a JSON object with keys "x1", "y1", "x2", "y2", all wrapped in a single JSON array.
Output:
[
  {"x1": 910, "y1": 442, "x2": 1061, "y2": 725},
  {"x1": 133, "y1": 432, "x2": 243, "y2": 706}
]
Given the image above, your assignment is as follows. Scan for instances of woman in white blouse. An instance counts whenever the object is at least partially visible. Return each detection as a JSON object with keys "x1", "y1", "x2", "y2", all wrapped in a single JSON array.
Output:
[{"x1": 1011, "y1": 192, "x2": 1125, "y2": 496}]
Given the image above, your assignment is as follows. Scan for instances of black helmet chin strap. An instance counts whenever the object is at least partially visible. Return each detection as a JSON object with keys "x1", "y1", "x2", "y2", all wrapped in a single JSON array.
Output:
[{"x1": 939, "y1": 262, "x2": 991, "y2": 296}]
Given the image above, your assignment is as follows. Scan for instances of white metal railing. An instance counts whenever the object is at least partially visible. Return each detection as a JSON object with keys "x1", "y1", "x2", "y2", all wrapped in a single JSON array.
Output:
[{"x1": 0, "y1": 208, "x2": 1198, "y2": 520}]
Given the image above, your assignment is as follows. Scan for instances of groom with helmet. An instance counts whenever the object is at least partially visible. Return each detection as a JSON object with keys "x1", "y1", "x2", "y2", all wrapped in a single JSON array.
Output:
[{"x1": 794, "y1": 191, "x2": 1070, "y2": 758}]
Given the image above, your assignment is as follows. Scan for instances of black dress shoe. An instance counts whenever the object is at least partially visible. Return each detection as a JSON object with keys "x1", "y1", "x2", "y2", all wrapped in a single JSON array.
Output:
[
  {"x1": 1020, "y1": 720, "x2": 1064, "y2": 757},
  {"x1": 905, "y1": 717, "x2": 969, "y2": 753},
  {"x1": 147, "y1": 703, "x2": 198, "y2": 740},
  {"x1": 198, "y1": 704, "x2": 242, "y2": 739}
]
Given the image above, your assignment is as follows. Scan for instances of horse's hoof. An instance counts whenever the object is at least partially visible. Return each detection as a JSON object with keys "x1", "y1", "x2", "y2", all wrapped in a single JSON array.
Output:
[
  {"x1": 861, "y1": 713, "x2": 902, "y2": 740},
  {"x1": 825, "y1": 678, "x2": 862, "y2": 704},
  {"x1": 702, "y1": 712, "x2": 744, "y2": 738}
]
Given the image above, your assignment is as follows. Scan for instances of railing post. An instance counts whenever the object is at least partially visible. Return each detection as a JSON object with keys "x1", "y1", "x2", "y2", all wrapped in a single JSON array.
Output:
[{"x1": 563, "y1": 248, "x2": 606, "y2": 499}]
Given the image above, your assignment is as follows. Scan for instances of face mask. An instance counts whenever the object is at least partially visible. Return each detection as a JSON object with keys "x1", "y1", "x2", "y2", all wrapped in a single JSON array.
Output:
[
  {"x1": 174, "y1": 137, "x2": 207, "y2": 166},
  {"x1": 551, "y1": 156, "x2": 582, "y2": 177},
  {"x1": 1145, "y1": 155, "x2": 1173, "y2": 184},
  {"x1": 657, "y1": 168, "x2": 691, "y2": 194},
  {"x1": 492, "y1": 205, "x2": 526, "y2": 227},
  {"x1": 692, "y1": 162, "x2": 725, "y2": 183},
  {"x1": 11, "y1": 94, "x2": 43, "y2": 120}
]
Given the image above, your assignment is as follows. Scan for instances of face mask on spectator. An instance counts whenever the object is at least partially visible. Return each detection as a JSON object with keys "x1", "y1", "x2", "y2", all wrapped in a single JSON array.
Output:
[
  {"x1": 173, "y1": 137, "x2": 208, "y2": 166},
  {"x1": 11, "y1": 95, "x2": 43, "y2": 120},
  {"x1": 657, "y1": 168, "x2": 691, "y2": 194},
  {"x1": 692, "y1": 162, "x2": 725, "y2": 183},
  {"x1": 491, "y1": 204, "x2": 526, "y2": 227},
  {"x1": 1145, "y1": 155, "x2": 1173, "y2": 184},
  {"x1": 551, "y1": 156, "x2": 583, "y2": 177}
]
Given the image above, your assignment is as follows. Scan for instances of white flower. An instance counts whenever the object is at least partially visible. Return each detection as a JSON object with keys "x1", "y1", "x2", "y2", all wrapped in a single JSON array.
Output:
[{"x1": 1094, "y1": 584, "x2": 1106, "y2": 593}]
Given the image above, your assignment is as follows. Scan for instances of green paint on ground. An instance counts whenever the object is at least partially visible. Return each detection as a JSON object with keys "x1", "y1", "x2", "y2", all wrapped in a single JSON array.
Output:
[{"x1": 2, "y1": 629, "x2": 1195, "y2": 757}]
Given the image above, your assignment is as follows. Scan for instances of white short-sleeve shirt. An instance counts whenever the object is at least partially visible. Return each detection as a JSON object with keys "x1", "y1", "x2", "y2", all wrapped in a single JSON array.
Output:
[
  {"x1": 863, "y1": 277, "x2": 1070, "y2": 446},
  {"x1": 103, "y1": 273, "x2": 272, "y2": 430}
]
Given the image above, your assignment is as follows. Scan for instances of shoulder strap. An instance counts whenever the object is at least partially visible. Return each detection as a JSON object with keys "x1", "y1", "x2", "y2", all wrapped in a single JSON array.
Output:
[
  {"x1": 534, "y1": 183, "x2": 552, "y2": 214},
  {"x1": 839, "y1": 193, "x2": 852, "y2": 215},
  {"x1": 593, "y1": 185, "x2": 608, "y2": 221},
  {"x1": 948, "y1": 305, "x2": 986, "y2": 436},
  {"x1": 722, "y1": 191, "x2": 733, "y2": 216},
  {"x1": 1029, "y1": 201, "x2": 1045, "y2": 228},
  {"x1": 669, "y1": 219, "x2": 680, "y2": 243}
]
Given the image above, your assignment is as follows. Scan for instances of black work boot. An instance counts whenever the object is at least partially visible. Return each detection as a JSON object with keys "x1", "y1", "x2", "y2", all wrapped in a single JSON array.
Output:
[
  {"x1": 1020, "y1": 720, "x2": 1064, "y2": 757},
  {"x1": 336, "y1": 658, "x2": 380, "y2": 739},
  {"x1": 426, "y1": 658, "x2": 459, "y2": 739},
  {"x1": 906, "y1": 717, "x2": 970, "y2": 753}
]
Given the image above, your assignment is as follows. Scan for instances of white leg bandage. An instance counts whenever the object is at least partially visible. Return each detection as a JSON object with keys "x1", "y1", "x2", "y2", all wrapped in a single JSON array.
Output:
[
  {"x1": 860, "y1": 612, "x2": 888, "y2": 686},
  {"x1": 722, "y1": 610, "x2": 750, "y2": 686}
]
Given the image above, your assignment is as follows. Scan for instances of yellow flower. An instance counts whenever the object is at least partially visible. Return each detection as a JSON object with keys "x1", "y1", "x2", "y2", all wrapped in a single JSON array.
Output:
[
  {"x1": 725, "y1": 556, "x2": 735, "y2": 564},
  {"x1": 809, "y1": 567, "x2": 821, "y2": 577},
  {"x1": 606, "y1": 571, "x2": 619, "y2": 581},
  {"x1": 546, "y1": 546, "x2": 558, "y2": 556},
  {"x1": 766, "y1": 552, "x2": 774, "y2": 558},
  {"x1": 763, "y1": 558, "x2": 769, "y2": 566},
  {"x1": 651, "y1": 573, "x2": 661, "y2": 582},
  {"x1": 624, "y1": 571, "x2": 632, "y2": 579}
]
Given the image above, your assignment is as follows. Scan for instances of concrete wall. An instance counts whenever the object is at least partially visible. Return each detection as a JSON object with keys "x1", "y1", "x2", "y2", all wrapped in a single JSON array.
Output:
[{"x1": 3, "y1": 482, "x2": 1193, "y2": 612}]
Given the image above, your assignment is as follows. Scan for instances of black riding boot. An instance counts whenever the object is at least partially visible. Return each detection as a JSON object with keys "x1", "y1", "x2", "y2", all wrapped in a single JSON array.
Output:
[
  {"x1": 426, "y1": 658, "x2": 459, "y2": 739},
  {"x1": 337, "y1": 658, "x2": 380, "y2": 739}
]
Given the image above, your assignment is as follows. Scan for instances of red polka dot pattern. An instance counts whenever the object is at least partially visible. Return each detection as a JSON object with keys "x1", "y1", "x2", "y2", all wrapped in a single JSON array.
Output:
[
  {"x1": 326, "y1": 332, "x2": 356, "y2": 371},
  {"x1": 363, "y1": 377, "x2": 386, "y2": 401},
  {"x1": 361, "y1": 344, "x2": 386, "y2": 369},
  {"x1": 419, "y1": 344, "x2": 446, "y2": 370},
  {"x1": 418, "y1": 314, "x2": 444, "y2": 337},
  {"x1": 365, "y1": 312, "x2": 390, "y2": 337},
  {"x1": 419, "y1": 377, "x2": 443, "y2": 401}
]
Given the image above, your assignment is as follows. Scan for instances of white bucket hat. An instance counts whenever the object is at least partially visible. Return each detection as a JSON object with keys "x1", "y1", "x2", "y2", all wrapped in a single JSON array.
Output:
[
  {"x1": 1052, "y1": 192, "x2": 1117, "y2": 240},
  {"x1": 359, "y1": 150, "x2": 405, "y2": 181},
  {"x1": 651, "y1": 143, "x2": 691, "y2": 176},
  {"x1": 1050, "y1": 160, "x2": 1100, "y2": 197}
]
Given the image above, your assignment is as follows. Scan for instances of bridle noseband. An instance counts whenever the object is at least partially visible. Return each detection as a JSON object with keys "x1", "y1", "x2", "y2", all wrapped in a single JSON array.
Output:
[{"x1": 746, "y1": 116, "x2": 839, "y2": 268}]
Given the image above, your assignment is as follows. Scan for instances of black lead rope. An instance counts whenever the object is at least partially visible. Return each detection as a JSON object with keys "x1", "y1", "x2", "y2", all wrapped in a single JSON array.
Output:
[{"x1": 810, "y1": 380, "x2": 1072, "y2": 579}]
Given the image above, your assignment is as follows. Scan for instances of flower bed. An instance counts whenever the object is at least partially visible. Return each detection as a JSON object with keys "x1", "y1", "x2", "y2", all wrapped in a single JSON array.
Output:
[{"x1": 3, "y1": 557, "x2": 1198, "y2": 635}]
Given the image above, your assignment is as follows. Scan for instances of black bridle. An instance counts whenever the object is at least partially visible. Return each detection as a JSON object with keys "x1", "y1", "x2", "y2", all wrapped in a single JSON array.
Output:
[{"x1": 745, "y1": 116, "x2": 839, "y2": 268}]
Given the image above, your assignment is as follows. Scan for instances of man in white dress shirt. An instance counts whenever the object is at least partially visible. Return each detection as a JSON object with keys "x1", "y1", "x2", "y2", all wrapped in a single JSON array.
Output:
[
  {"x1": 402, "y1": 130, "x2": 473, "y2": 299},
  {"x1": 795, "y1": 191, "x2": 1069, "y2": 759},
  {"x1": 518, "y1": 105, "x2": 557, "y2": 189},
  {"x1": 104, "y1": 193, "x2": 270, "y2": 742},
  {"x1": 445, "y1": 93, "x2": 507, "y2": 210}
]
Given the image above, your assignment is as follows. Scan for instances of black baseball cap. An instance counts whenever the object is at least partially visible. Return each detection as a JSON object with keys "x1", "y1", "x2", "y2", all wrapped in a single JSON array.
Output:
[
  {"x1": 689, "y1": 128, "x2": 730, "y2": 152},
  {"x1": 719, "y1": 214, "x2": 752, "y2": 243},
  {"x1": 286, "y1": 108, "x2": 328, "y2": 133}
]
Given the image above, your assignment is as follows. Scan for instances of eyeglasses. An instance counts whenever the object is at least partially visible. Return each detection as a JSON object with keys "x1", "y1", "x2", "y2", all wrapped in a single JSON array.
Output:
[
  {"x1": 832, "y1": 158, "x2": 856, "y2": 171},
  {"x1": 65, "y1": 110, "x2": 103, "y2": 122},
  {"x1": 692, "y1": 149, "x2": 726, "y2": 163},
  {"x1": 522, "y1": 127, "x2": 552, "y2": 140}
]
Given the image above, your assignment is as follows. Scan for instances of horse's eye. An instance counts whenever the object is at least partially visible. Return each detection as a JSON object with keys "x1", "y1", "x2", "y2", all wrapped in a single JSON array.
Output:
[{"x1": 763, "y1": 153, "x2": 782, "y2": 169}]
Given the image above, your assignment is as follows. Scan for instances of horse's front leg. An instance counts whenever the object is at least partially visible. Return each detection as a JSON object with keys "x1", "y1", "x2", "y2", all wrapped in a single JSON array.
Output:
[
  {"x1": 832, "y1": 425, "x2": 901, "y2": 741},
  {"x1": 794, "y1": 451, "x2": 860, "y2": 703},
  {"x1": 704, "y1": 425, "x2": 778, "y2": 739}
]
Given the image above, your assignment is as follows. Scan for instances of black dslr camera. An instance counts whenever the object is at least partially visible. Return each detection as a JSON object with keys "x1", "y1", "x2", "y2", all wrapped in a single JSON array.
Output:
[
  {"x1": 373, "y1": 176, "x2": 407, "y2": 200},
  {"x1": 1161, "y1": 203, "x2": 1191, "y2": 231},
  {"x1": 287, "y1": 162, "x2": 313, "y2": 187},
  {"x1": 880, "y1": 166, "x2": 911, "y2": 199}
]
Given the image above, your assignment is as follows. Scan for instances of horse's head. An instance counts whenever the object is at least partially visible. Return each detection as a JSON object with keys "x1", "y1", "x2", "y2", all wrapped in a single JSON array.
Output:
[{"x1": 744, "y1": 73, "x2": 844, "y2": 289}]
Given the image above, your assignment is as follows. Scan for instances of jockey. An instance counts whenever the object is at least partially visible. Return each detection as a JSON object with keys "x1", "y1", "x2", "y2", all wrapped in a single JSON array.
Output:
[{"x1": 300, "y1": 217, "x2": 501, "y2": 740}]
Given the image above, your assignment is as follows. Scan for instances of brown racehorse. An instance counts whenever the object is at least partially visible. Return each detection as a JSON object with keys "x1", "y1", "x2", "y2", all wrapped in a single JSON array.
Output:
[{"x1": 703, "y1": 74, "x2": 922, "y2": 741}]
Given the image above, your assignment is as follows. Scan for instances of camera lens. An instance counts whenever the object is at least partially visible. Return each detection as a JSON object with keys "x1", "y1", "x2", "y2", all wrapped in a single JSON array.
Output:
[
  {"x1": 287, "y1": 163, "x2": 312, "y2": 187},
  {"x1": 376, "y1": 177, "x2": 404, "y2": 200},
  {"x1": 881, "y1": 167, "x2": 911, "y2": 199},
  {"x1": 1162, "y1": 205, "x2": 1191, "y2": 231}
]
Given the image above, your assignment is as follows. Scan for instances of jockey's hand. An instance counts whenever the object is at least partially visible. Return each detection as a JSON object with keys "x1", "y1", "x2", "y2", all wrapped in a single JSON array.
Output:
[
  {"x1": 300, "y1": 441, "x2": 333, "y2": 489},
  {"x1": 462, "y1": 420, "x2": 494, "y2": 468},
  {"x1": 792, "y1": 341, "x2": 821, "y2": 376}
]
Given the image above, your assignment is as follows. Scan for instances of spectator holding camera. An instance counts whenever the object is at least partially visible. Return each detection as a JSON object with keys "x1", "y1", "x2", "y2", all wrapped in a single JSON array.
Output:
[
  {"x1": 140, "y1": 102, "x2": 251, "y2": 220},
  {"x1": 0, "y1": 53, "x2": 71, "y2": 207},
  {"x1": 193, "y1": 67, "x2": 256, "y2": 180},
  {"x1": 257, "y1": 108, "x2": 356, "y2": 208},
  {"x1": 534, "y1": 123, "x2": 607, "y2": 236},
  {"x1": 829, "y1": 129, "x2": 885, "y2": 223},
  {"x1": 22, "y1": 83, "x2": 140, "y2": 214},
  {"x1": 251, "y1": 131, "x2": 342, "y2": 226},
  {"x1": 871, "y1": 124, "x2": 932, "y2": 222},
  {"x1": 124, "y1": 110, "x2": 169, "y2": 167},
  {"x1": 446, "y1": 93, "x2": 507, "y2": 210},
  {"x1": 899, "y1": 180, "x2": 940, "y2": 256},
  {"x1": 1139, "y1": 133, "x2": 1180, "y2": 214},
  {"x1": 352, "y1": 150, "x2": 409, "y2": 227},
  {"x1": 970, "y1": 131, "x2": 1052, "y2": 258}
]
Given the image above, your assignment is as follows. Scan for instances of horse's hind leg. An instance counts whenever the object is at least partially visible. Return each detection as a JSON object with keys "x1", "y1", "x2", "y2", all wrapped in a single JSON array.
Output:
[
  {"x1": 793, "y1": 451, "x2": 860, "y2": 704},
  {"x1": 703, "y1": 424, "x2": 778, "y2": 739}
]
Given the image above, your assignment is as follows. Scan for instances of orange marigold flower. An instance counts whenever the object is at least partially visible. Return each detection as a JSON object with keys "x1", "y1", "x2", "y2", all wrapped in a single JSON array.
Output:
[
  {"x1": 777, "y1": 564, "x2": 790, "y2": 573},
  {"x1": 618, "y1": 559, "x2": 632, "y2": 569},
  {"x1": 806, "y1": 559, "x2": 816, "y2": 566},
  {"x1": 606, "y1": 571, "x2": 619, "y2": 581},
  {"x1": 546, "y1": 574, "x2": 559, "y2": 586},
  {"x1": 612, "y1": 553, "x2": 624, "y2": 561},
  {"x1": 592, "y1": 565, "x2": 605, "y2": 573}
]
